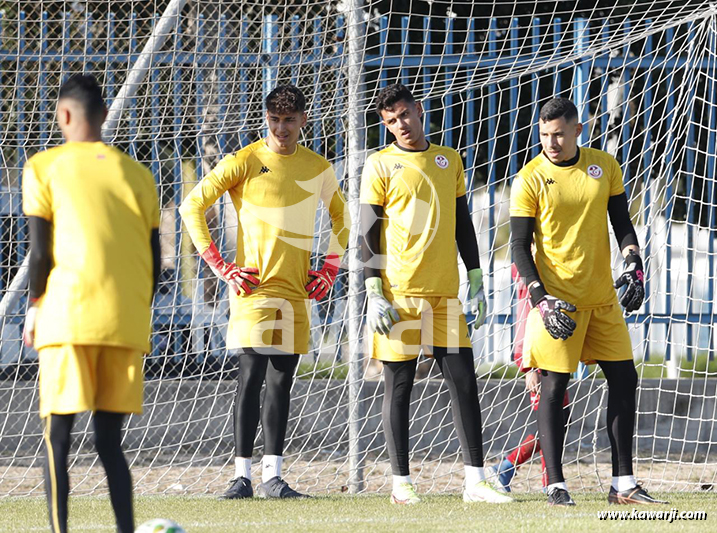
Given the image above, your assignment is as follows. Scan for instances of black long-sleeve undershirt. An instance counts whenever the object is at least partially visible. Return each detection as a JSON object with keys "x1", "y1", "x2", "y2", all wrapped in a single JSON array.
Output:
[
  {"x1": 151, "y1": 229, "x2": 160, "y2": 294},
  {"x1": 455, "y1": 194, "x2": 480, "y2": 271},
  {"x1": 27, "y1": 216, "x2": 52, "y2": 301},
  {"x1": 360, "y1": 203, "x2": 383, "y2": 280},
  {"x1": 607, "y1": 192, "x2": 639, "y2": 250},
  {"x1": 510, "y1": 216, "x2": 546, "y2": 305}
]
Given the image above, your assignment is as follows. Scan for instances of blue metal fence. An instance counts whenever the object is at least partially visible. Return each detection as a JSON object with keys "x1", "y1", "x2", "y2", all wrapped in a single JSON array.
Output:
[{"x1": 1, "y1": 13, "x2": 715, "y2": 365}]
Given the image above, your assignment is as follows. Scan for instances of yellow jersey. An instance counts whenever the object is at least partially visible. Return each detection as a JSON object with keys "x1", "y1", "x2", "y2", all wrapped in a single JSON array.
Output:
[
  {"x1": 360, "y1": 142, "x2": 467, "y2": 297},
  {"x1": 22, "y1": 141, "x2": 160, "y2": 351},
  {"x1": 179, "y1": 139, "x2": 350, "y2": 301},
  {"x1": 510, "y1": 148, "x2": 625, "y2": 309}
]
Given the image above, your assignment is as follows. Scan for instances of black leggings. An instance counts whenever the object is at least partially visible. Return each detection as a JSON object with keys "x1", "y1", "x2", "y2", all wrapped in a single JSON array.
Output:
[
  {"x1": 44, "y1": 412, "x2": 134, "y2": 533},
  {"x1": 382, "y1": 348, "x2": 484, "y2": 476},
  {"x1": 233, "y1": 349, "x2": 300, "y2": 457},
  {"x1": 538, "y1": 360, "x2": 638, "y2": 484}
]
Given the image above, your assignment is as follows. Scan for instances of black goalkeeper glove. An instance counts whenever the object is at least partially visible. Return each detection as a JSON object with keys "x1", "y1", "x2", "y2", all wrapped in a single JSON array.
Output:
[
  {"x1": 614, "y1": 250, "x2": 645, "y2": 313},
  {"x1": 536, "y1": 296, "x2": 577, "y2": 340}
]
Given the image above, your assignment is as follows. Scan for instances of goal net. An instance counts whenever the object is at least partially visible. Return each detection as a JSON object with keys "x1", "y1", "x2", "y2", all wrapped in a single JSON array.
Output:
[{"x1": 1, "y1": 0, "x2": 716, "y2": 497}]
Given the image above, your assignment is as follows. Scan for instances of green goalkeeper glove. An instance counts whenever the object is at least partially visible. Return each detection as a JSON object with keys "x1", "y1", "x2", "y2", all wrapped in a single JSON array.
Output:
[
  {"x1": 467, "y1": 268, "x2": 487, "y2": 328},
  {"x1": 366, "y1": 277, "x2": 399, "y2": 335}
]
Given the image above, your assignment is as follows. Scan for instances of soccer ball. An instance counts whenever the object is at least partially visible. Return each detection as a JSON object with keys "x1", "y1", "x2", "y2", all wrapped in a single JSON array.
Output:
[{"x1": 135, "y1": 518, "x2": 186, "y2": 533}]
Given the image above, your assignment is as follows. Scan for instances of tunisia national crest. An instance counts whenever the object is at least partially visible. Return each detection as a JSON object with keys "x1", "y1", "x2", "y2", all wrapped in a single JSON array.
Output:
[
  {"x1": 587, "y1": 164, "x2": 603, "y2": 179},
  {"x1": 435, "y1": 155, "x2": 449, "y2": 169}
]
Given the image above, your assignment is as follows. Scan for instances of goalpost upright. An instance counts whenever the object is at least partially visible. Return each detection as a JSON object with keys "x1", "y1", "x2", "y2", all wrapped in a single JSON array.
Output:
[
  {"x1": 347, "y1": 0, "x2": 367, "y2": 494},
  {"x1": 0, "y1": 0, "x2": 189, "y2": 321}
]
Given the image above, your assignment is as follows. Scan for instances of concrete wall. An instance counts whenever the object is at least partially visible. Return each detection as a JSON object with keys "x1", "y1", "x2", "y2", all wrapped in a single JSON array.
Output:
[{"x1": 1, "y1": 379, "x2": 715, "y2": 464}]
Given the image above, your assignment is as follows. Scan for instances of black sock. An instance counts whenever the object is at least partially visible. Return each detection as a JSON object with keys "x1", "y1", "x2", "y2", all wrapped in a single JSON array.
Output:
[
  {"x1": 262, "y1": 352, "x2": 300, "y2": 456},
  {"x1": 598, "y1": 359, "x2": 638, "y2": 477},
  {"x1": 44, "y1": 413, "x2": 74, "y2": 533},
  {"x1": 434, "y1": 347, "x2": 484, "y2": 467},
  {"x1": 537, "y1": 370, "x2": 571, "y2": 485},
  {"x1": 382, "y1": 359, "x2": 417, "y2": 477},
  {"x1": 93, "y1": 411, "x2": 134, "y2": 533},
  {"x1": 233, "y1": 349, "x2": 270, "y2": 457}
]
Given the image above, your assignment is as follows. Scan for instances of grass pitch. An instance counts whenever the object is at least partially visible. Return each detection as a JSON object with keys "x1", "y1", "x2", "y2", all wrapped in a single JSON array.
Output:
[{"x1": 1, "y1": 492, "x2": 715, "y2": 532}]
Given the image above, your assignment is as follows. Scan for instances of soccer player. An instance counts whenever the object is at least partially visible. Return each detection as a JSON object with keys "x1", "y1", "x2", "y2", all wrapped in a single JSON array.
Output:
[
  {"x1": 486, "y1": 265, "x2": 570, "y2": 493},
  {"x1": 22, "y1": 74, "x2": 160, "y2": 533},
  {"x1": 510, "y1": 97, "x2": 666, "y2": 506},
  {"x1": 180, "y1": 85, "x2": 349, "y2": 499},
  {"x1": 360, "y1": 83, "x2": 512, "y2": 505}
]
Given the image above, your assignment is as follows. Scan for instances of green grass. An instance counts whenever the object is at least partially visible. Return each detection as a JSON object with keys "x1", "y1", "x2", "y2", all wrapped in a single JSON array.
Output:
[
  {"x1": 2, "y1": 492, "x2": 716, "y2": 532},
  {"x1": 294, "y1": 355, "x2": 717, "y2": 382},
  {"x1": 633, "y1": 353, "x2": 717, "y2": 379},
  {"x1": 297, "y1": 360, "x2": 349, "y2": 380}
]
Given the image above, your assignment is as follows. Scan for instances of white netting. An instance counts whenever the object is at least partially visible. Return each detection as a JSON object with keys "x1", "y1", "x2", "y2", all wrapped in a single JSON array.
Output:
[{"x1": 1, "y1": 0, "x2": 717, "y2": 497}]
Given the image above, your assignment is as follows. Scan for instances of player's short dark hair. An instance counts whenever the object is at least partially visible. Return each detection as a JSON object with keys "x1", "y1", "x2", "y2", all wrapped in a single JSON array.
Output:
[
  {"x1": 58, "y1": 74, "x2": 106, "y2": 122},
  {"x1": 375, "y1": 84, "x2": 416, "y2": 116},
  {"x1": 265, "y1": 85, "x2": 306, "y2": 115},
  {"x1": 539, "y1": 97, "x2": 579, "y2": 122}
]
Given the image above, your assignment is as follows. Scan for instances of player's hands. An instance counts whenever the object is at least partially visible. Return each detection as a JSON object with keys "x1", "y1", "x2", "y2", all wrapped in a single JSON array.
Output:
[
  {"x1": 467, "y1": 268, "x2": 487, "y2": 328},
  {"x1": 200, "y1": 242, "x2": 259, "y2": 296},
  {"x1": 306, "y1": 253, "x2": 340, "y2": 301},
  {"x1": 614, "y1": 250, "x2": 644, "y2": 313},
  {"x1": 23, "y1": 303, "x2": 38, "y2": 348},
  {"x1": 366, "y1": 277, "x2": 399, "y2": 335},
  {"x1": 525, "y1": 369, "x2": 540, "y2": 394},
  {"x1": 536, "y1": 295, "x2": 577, "y2": 340}
]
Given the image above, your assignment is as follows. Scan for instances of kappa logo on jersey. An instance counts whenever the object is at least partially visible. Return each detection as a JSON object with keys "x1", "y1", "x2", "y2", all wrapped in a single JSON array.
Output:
[
  {"x1": 242, "y1": 167, "x2": 348, "y2": 252},
  {"x1": 394, "y1": 163, "x2": 404, "y2": 170},
  {"x1": 587, "y1": 164, "x2": 603, "y2": 179},
  {"x1": 434, "y1": 155, "x2": 449, "y2": 169},
  {"x1": 259, "y1": 166, "x2": 271, "y2": 174},
  {"x1": 546, "y1": 178, "x2": 556, "y2": 185}
]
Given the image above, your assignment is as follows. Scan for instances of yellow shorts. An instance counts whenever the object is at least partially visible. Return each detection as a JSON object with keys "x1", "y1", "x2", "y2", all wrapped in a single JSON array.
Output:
[
  {"x1": 523, "y1": 303, "x2": 633, "y2": 373},
  {"x1": 371, "y1": 296, "x2": 472, "y2": 362},
  {"x1": 228, "y1": 296, "x2": 310, "y2": 354},
  {"x1": 38, "y1": 345, "x2": 143, "y2": 419}
]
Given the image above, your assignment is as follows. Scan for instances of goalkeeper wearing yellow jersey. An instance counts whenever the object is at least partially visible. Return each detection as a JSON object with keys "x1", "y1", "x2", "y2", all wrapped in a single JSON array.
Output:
[
  {"x1": 180, "y1": 85, "x2": 349, "y2": 499},
  {"x1": 360, "y1": 83, "x2": 511, "y2": 505},
  {"x1": 22, "y1": 74, "x2": 160, "y2": 533},
  {"x1": 510, "y1": 97, "x2": 665, "y2": 507}
]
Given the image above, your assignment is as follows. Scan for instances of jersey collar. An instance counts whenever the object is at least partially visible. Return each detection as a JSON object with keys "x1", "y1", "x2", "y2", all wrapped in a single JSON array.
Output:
[
  {"x1": 391, "y1": 141, "x2": 432, "y2": 153},
  {"x1": 543, "y1": 148, "x2": 581, "y2": 168}
]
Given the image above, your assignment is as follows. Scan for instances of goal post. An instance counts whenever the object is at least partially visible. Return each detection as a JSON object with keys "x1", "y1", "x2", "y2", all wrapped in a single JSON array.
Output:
[
  {"x1": 346, "y1": 0, "x2": 368, "y2": 495},
  {"x1": 0, "y1": 0, "x2": 189, "y2": 320},
  {"x1": 1, "y1": 1, "x2": 716, "y2": 498}
]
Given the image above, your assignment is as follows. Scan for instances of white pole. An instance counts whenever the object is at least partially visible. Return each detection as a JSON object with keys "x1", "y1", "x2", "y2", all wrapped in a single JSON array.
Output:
[
  {"x1": 347, "y1": 0, "x2": 367, "y2": 494},
  {"x1": 0, "y1": 0, "x2": 188, "y2": 320},
  {"x1": 102, "y1": 0, "x2": 189, "y2": 140},
  {"x1": 0, "y1": 256, "x2": 30, "y2": 319}
]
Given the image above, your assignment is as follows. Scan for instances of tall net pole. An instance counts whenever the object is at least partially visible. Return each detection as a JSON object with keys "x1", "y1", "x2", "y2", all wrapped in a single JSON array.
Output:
[
  {"x1": 0, "y1": 0, "x2": 188, "y2": 320},
  {"x1": 347, "y1": 0, "x2": 367, "y2": 494}
]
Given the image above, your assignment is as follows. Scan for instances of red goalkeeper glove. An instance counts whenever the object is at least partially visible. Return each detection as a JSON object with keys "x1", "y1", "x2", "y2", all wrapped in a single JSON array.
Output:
[
  {"x1": 306, "y1": 253, "x2": 340, "y2": 301},
  {"x1": 200, "y1": 242, "x2": 259, "y2": 296}
]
